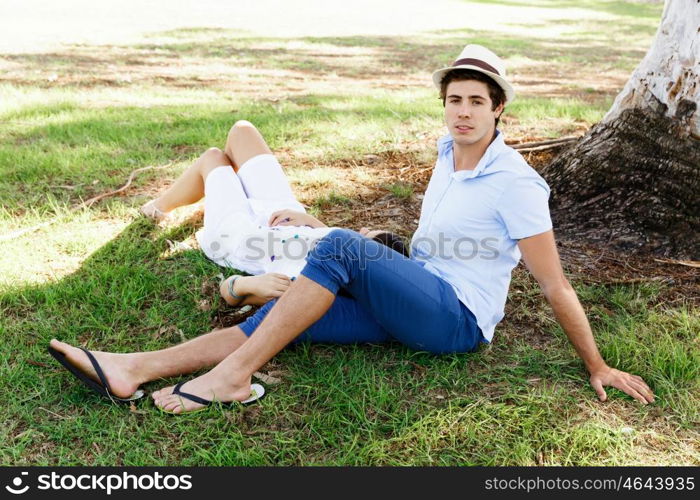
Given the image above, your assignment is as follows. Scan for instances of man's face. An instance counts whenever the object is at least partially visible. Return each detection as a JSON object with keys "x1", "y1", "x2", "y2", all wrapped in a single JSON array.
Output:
[{"x1": 444, "y1": 79, "x2": 503, "y2": 148}]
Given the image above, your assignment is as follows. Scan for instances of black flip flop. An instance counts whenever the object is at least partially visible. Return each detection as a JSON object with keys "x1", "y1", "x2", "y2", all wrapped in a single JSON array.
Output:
[
  {"x1": 48, "y1": 345, "x2": 145, "y2": 403},
  {"x1": 160, "y1": 381, "x2": 265, "y2": 414}
]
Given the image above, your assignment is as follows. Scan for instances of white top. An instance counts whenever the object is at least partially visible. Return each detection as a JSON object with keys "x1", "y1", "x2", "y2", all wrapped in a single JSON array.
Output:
[
  {"x1": 200, "y1": 216, "x2": 334, "y2": 278},
  {"x1": 410, "y1": 131, "x2": 552, "y2": 341},
  {"x1": 194, "y1": 156, "x2": 335, "y2": 279}
]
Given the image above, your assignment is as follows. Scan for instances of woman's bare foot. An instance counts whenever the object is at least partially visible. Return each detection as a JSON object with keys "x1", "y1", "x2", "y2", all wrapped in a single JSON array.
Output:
[
  {"x1": 140, "y1": 199, "x2": 168, "y2": 221},
  {"x1": 152, "y1": 367, "x2": 253, "y2": 414},
  {"x1": 49, "y1": 339, "x2": 144, "y2": 399},
  {"x1": 219, "y1": 273, "x2": 291, "y2": 306}
]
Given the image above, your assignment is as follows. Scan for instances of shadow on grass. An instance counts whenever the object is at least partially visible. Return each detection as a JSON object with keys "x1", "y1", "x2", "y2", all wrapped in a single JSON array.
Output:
[
  {"x1": 0, "y1": 87, "x2": 615, "y2": 218},
  {"x1": 1, "y1": 218, "x2": 219, "y2": 351},
  {"x1": 0, "y1": 207, "x2": 697, "y2": 465},
  {"x1": 1, "y1": 14, "x2": 658, "y2": 90},
  {"x1": 0, "y1": 216, "x2": 225, "y2": 464},
  {"x1": 0, "y1": 214, "x2": 490, "y2": 465}
]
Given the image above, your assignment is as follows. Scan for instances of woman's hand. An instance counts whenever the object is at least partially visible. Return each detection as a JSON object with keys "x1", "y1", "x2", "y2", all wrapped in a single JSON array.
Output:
[{"x1": 268, "y1": 209, "x2": 326, "y2": 228}]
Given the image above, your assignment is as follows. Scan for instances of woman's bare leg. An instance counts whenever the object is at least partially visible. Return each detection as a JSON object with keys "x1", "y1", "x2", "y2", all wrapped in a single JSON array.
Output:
[
  {"x1": 142, "y1": 120, "x2": 272, "y2": 217},
  {"x1": 144, "y1": 147, "x2": 232, "y2": 215}
]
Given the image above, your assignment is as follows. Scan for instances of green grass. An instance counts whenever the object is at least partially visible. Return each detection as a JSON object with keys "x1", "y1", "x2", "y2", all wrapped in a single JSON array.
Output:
[
  {"x1": 312, "y1": 191, "x2": 353, "y2": 209},
  {"x1": 385, "y1": 182, "x2": 414, "y2": 199},
  {"x1": 465, "y1": 0, "x2": 663, "y2": 20},
  {"x1": 2, "y1": 0, "x2": 695, "y2": 466},
  {"x1": 507, "y1": 97, "x2": 611, "y2": 136},
  {"x1": 0, "y1": 89, "x2": 438, "y2": 217},
  {"x1": 2, "y1": 225, "x2": 695, "y2": 465}
]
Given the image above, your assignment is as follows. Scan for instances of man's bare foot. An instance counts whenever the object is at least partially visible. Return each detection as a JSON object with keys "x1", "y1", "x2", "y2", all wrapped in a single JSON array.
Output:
[
  {"x1": 49, "y1": 339, "x2": 144, "y2": 399},
  {"x1": 152, "y1": 367, "x2": 253, "y2": 414},
  {"x1": 220, "y1": 273, "x2": 291, "y2": 306},
  {"x1": 140, "y1": 199, "x2": 168, "y2": 221}
]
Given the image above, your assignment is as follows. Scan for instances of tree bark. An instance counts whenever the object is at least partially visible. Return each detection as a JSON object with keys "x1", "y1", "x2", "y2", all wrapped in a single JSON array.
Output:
[{"x1": 542, "y1": 0, "x2": 699, "y2": 258}]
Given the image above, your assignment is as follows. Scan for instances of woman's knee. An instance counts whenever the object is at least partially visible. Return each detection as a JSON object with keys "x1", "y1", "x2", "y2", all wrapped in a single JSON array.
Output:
[
  {"x1": 231, "y1": 119, "x2": 257, "y2": 131},
  {"x1": 201, "y1": 148, "x2": 231, "y2": 168},
  {"x1": 202, "y1": 147, "x2": 229, "y2": 163},
  {"x1": 199, "y1": 147, "x2": 232, "y2": 176},
  {"x1": 225, "y1": 120, "x2": 271, "y2": 166},
  {"x1": 226, "y1": 120, "x2": 257, "y2": 150},
  {"x1": 227, "y1": 120, "x2": 256, "y2": 139}
]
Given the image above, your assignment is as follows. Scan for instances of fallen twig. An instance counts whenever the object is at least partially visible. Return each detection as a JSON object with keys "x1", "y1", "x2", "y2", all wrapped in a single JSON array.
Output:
[
  {"x1": 0, "y1": 164, "x2": 171, "y2": 242},
  {"x1": 37, "y1": 407, "x2": 71, "y2": 419},
  {"x1": 510, "y1": 136, "x2": 581, "y2": 149},
  {"x1": 515, "y1": 140, "x2": 579, "y2": 153},
  {"x1": 653, "y1": 258, "x2": 700, "y2": 269},
  {"x1": 82, "y1": 164, "x2": 171, "y2": 207},
  {"x1": 26, "y1": 359, "x2": 51, "y2": 368},
  {"x1": 585, "y1": 276, "x2": 674, "y2": 285}
]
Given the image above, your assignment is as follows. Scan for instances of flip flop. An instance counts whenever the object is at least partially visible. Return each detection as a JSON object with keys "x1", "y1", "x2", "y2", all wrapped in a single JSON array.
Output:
[
  {"x1": 48, "y1": 345, "x2": 145, "y2": 403},
  {"x1": 159, "y1": 381, "x2": 265, "y2": 415}
]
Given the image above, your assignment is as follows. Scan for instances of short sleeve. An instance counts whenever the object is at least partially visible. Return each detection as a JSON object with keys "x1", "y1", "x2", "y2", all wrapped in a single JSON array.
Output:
[{"x1": 496, "y1": 175, "x2": 552, "y2": 240}]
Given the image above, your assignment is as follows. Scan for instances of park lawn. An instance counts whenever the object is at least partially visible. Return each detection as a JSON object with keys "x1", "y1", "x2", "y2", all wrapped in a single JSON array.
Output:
[{"x1": 1, "y1": 0, "x2": 697, "y2": 465}]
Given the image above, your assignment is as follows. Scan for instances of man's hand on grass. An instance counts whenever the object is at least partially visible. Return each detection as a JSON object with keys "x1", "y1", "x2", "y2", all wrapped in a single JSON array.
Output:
[{"x1": 589, "y1": 364, "x2": 655, "y2": 405}]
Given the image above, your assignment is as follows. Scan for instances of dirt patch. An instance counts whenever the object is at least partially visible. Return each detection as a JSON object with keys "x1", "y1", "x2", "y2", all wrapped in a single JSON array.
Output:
[
  {"x1": 0, "y1": 32, "x2": 633, "y2": 106},
  {"x1": 557, "y1": 240, "x2": 699, "y2": 307}
]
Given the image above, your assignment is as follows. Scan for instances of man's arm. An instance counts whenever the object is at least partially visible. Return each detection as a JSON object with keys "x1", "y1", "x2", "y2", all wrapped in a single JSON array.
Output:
[{"x1": 517, "y1": 230, "x2": 655, "y2": 404}]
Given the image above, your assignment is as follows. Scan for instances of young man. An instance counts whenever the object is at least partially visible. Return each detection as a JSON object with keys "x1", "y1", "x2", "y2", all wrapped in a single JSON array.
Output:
[{"x1": 49, "y1": 44, "x2": 654, "y2": 413}]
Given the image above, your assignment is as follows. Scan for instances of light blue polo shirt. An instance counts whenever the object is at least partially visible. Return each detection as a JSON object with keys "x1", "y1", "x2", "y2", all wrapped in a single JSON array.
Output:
[{"x1": 410, "y1": 131, "x2": 552, "y2": 342}]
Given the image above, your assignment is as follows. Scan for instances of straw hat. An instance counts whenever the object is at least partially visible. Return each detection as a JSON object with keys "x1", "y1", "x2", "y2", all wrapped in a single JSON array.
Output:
[{"x1": 431, "y1": 44, "x2": 515, "y2": 104}]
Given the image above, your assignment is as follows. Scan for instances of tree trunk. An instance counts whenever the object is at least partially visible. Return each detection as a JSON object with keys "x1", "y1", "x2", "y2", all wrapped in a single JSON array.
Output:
[{"x1": 542, "y1": 0, "x2": 699, "y2": 258}]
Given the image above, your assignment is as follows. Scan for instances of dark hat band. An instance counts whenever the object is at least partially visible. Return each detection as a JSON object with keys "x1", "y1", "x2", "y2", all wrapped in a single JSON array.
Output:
[{"x1": 452, "y1": 58, "x2": 500, "y2": 76}]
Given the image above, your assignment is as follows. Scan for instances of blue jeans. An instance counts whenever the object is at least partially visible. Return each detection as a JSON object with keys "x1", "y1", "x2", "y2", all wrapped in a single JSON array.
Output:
[{"x1": 238, "y1": 229, "x2": 484, "y2": 354}]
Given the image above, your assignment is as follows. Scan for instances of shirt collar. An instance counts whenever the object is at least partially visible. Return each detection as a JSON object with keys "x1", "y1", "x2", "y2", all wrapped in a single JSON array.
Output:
[{"x1": 438, "y1": 130, "x2": 506, "y2": 180}]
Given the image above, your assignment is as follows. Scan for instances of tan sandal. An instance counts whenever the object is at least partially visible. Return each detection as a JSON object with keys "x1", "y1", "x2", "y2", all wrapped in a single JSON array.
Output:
[{"x1": 140, "y1": 200, "x2": 168, "y2": 221}]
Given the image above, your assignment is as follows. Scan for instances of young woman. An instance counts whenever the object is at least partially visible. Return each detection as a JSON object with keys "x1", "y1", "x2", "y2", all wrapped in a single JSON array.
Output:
[{"x1": 141, "y1": 121, "x2": 408, "y2": 307}]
